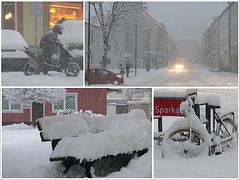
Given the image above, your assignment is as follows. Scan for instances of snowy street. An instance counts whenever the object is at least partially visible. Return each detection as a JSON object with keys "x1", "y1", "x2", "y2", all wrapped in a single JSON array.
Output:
[
  {"x1": 88, "y1": 62, "x2": 238, "y2": 87},
  {"x1": 1, "y1": 63, "x2": 237, "y2": 87},
  {"x1": 1, "y1": 71, "x2": 83, "y2": 86},
  {"x1": 121, "y1": 63, "x2": 238, "y2": 87},
  {"x1": 154, "y1": 89, "x2": 238, "y2": 178}
]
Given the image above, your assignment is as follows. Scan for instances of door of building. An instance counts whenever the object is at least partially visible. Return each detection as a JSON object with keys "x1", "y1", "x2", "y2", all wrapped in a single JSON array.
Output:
[{"x1": 32, "y1": 102, "x2": 44, "y2": 126}]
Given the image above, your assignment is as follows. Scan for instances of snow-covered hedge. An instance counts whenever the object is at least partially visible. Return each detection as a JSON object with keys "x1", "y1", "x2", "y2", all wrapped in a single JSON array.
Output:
[{"x1": 37, "y1": 109, "x2": 151, "y2": 161}]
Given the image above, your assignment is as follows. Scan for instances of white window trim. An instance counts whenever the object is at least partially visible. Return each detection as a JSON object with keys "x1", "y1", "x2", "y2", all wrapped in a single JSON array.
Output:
[
  {"x1": 52, "y1": 93, "x2": 78, "y2": 113},
  {"x1": 2, "y1": 99, "x2": 23, "y2": 113}
]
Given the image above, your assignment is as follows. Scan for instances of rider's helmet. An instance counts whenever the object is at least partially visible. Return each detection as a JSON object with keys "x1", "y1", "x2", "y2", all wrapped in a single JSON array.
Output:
[{"x1": 53, "y1": 24, "x2": 63, "y2": 35}]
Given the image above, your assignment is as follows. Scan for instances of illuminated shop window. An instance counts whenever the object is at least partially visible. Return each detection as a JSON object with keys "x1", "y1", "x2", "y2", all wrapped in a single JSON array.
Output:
[
  {"x1": 49, "y1": 3, "x2": 83, "y2": 28},
  {"x1": 2, "y1": 2, "x2": 15, "y2": 30}
]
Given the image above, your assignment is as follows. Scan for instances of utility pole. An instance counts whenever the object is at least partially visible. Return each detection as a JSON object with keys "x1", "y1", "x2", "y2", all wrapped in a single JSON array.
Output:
[
  {"x1": 147, "y1": 29, "x2": 150, "y2": 72},
  {"x1": 161, "y1": 32, "x2": 163, "y2": 69},
  {"x1": 148, "y1": 29, "x2": 150, "y2": 60},
  {"x1": 87, "y1": 2, "x2": 91, "y2": 86},
  {"x1": 135, "y1": 20, "x2": 137, "y2": 76},
  {"x1": 156, "y1": 32, "x2": 158, "y2": 70}
]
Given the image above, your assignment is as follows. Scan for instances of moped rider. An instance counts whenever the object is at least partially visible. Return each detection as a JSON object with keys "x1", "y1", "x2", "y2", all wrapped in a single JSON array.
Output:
[{"x1": 40, "y1": 24, "x2": 63, "y2": 65}]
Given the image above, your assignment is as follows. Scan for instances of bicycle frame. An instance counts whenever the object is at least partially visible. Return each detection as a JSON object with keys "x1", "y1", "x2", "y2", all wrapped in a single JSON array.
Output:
[{"x1": 212, "y1": 110, "x2": 232, "y2": 136}]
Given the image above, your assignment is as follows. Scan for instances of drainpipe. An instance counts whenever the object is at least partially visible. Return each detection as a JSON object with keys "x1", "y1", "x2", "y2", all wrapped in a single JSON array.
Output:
[{"x1": 15, "y1": 2, "x2": 17, "y2": 30}]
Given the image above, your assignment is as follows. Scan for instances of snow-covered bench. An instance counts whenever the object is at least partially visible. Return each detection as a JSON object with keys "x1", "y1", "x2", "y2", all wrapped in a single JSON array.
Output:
[{"x1": 37, "y1": 109, "x2": 151, "y2": 177}]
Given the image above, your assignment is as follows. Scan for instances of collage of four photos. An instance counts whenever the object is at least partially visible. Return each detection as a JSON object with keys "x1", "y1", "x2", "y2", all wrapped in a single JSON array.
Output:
[{"x1": 1, "y1": 1, "x2": 239, "y2": 179}]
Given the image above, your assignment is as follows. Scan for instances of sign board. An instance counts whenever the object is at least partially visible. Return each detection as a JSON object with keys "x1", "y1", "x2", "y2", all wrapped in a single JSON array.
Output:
[
  {"x1": 30, "y1": 2, "x2": 43, "y2": 16},
  {"x1": 154, "y1": 97, "x2": 185, "y2": 116}
]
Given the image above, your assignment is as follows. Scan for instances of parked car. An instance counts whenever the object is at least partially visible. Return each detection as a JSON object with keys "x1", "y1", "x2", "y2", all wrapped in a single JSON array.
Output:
[
  {"x1": 1, "y1": 29, "x2": 29, "y2": 71},
  {"x1": 85, "y1": 69, "x2": 124, "y2": 85}
]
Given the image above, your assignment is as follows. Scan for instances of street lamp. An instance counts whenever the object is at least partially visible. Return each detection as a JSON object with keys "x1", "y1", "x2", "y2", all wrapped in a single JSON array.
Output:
[{"x1": 135, "y1": 20, "x2": 137, "y2": 76}]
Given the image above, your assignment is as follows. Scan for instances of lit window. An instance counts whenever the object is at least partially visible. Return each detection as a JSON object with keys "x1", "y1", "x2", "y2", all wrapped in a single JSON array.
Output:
[
  {"x1": 48, "y1": 3, "x2": 83, "y2": 29},
  {"x1": 2, "y1": 96, "x2": 22, "y2": 111}
]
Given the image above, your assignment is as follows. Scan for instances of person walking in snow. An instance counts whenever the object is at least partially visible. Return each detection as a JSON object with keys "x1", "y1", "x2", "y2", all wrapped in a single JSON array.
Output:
[
  {"x1": 126, "y1": 64, "x2": 130, "y2": 77},
  {"x1": 119, "y1": 64, "x2": 125, "y2": 76}
]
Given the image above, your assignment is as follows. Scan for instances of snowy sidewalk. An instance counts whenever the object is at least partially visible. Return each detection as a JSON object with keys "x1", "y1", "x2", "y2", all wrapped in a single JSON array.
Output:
[
  {"x1": 1, "y1": 71, "x2": 83, "y2": 86},
  {"x1": 2, "y1": 123, "x2": 152, "y2": 178}
]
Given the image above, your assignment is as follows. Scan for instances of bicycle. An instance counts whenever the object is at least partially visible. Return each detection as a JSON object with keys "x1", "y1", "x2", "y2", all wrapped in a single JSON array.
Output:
[{"x1": 161, "y1": 92, "x2": 238, "y2": 158}]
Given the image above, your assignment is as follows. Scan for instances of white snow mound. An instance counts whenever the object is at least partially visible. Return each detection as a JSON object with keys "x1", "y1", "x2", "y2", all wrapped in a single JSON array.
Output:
[
  {"x1": 37, "y1": 114, "x2": 90, "y2": 140},
  {"x1": 48, "y1": 109, "x2": 151, "y2": 161},
  {"x1": 195, "y1": 94, "x2": 221, "y2": 106}
]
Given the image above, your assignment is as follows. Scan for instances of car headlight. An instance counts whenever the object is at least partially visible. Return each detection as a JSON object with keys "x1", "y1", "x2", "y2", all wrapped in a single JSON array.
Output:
[{"x1": 175, "y1": 64, "x2": 184, "y2": 69}]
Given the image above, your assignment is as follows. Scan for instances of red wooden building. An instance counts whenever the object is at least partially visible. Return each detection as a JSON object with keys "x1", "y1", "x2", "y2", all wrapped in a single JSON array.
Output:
[{"x1": 2, "y1": 88, "x2": 107, "y2": 125}]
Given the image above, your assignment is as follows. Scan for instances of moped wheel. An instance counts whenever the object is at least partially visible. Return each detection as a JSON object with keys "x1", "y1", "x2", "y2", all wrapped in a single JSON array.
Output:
[
  {"x1": 23, "y1": 63, "x2": 37, "y2": 76},
  {"x1": 165, "y1": 128, "x2": 207, "y2": 158},
  {"x1": 217, "y1": 118, "x2": 238, "y2": 150},
  {"x1": 65, "y1": 62, "x2": 80, "y2": 77}
]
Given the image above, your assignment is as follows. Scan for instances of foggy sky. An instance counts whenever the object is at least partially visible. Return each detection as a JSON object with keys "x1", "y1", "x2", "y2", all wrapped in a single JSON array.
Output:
[{"x1": 146, "y1": 2, "x2": 228, "y2": 41}]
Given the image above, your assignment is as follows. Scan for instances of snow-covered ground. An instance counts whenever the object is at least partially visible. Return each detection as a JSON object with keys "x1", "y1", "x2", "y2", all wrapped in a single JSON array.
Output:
[
  {"x1": 1, "y1": 71, "x2": 83, "y2": 86},
  {"x1": 2, "y1": 63, "x2": 237, "y2": 86},
  {"x1": 154, "y1": 89, "x2": 239, "y2": 178},
  {"x1": 2, "y1": 110, "x2": 152, "y2": 178},
  {"x1": 102, "y1": 63, "x2": 238, "y2": 87}
]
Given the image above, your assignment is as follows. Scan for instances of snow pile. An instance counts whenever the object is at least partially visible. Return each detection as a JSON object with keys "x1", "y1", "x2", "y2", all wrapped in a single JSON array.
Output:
[
  {"x1": 49, "y1": 109, "x2": 151, "y2": 161},
  {"x1": 128, "y1": 99, "x2": 149, "y2": 104},
  {"x1": 2, "y1": 123, "x2": 34, "y2": 130},
  {"x1": 37, "y1": 114, "x2": 90, "y2": 140},
  {"x1": 179, "y1": 98, "x2": 193, "y2": 115},
  {"x1": 185, "y1": 89, "x2": 197, "y2": 97},
  {"x1": 195, "y1": 94, "x2": 221, "y2": 106},
  {"x1": 2, "y1": 29, "x2": 28, "y2": 50},
  {"x1": 70, "y1": 49, "x2": 83, "y2": 56},
  {"x1": 2, "y1": 29, "x2": 29, "y2": 58},
  {"x1": 60, "y1": 20, "x2": 83, "y2": 46}
]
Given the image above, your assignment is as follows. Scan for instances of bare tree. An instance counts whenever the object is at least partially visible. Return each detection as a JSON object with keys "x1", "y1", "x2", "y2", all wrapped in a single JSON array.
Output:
[
  {"x1": 125, "y1": 88, "x2": 151, "y2": 102},
  {"x1": 91, "y1": 2, "x2": 145, "y2": 69}
]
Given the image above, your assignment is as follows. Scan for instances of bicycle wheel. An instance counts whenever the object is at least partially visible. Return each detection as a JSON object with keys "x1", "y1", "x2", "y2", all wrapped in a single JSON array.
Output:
[
  {"x1": 164, "y1": 128, "x2": 207, "y2": 158},
  {"x1": 217, "y1": 118, "x2": 238, "y2": 150}
]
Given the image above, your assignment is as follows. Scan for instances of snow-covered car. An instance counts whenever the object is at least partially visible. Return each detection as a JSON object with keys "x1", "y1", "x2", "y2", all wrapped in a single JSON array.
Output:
[
  {"x1": 59, "y1": 20, "x2": 83, "y2": 69},
  {"x1": 1, "y1": 29, "x2": 29, "y2": 71}
]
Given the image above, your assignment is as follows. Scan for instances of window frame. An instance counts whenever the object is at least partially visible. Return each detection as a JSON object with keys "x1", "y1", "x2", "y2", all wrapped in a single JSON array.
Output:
[
  {"x1": 52, "y1": 93, "x2": 78, "y2": 113},
  {"x1": 2, "y1": 96, "x2": 23, "y2": 113}
]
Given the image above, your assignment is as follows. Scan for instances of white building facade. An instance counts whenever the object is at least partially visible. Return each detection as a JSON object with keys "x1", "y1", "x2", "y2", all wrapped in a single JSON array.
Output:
[
  {"x1": 218, "y1": 7, "x2": 230, "y2": 71},
  {"x1": 229, "y1": 2, "x2": 238, "y2": 73}
]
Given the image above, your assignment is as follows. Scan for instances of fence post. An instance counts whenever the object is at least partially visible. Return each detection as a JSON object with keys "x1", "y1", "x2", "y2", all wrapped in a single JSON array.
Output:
[
  {"x1": 158, "y1": 116, "x2": 162, "y2": 132},
  {"x1": 194, "y1": 104, "x2": 200, "y2": 118},
  {"x1": 206, "y1": 104, "x2": 211, "y2": 134}
]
